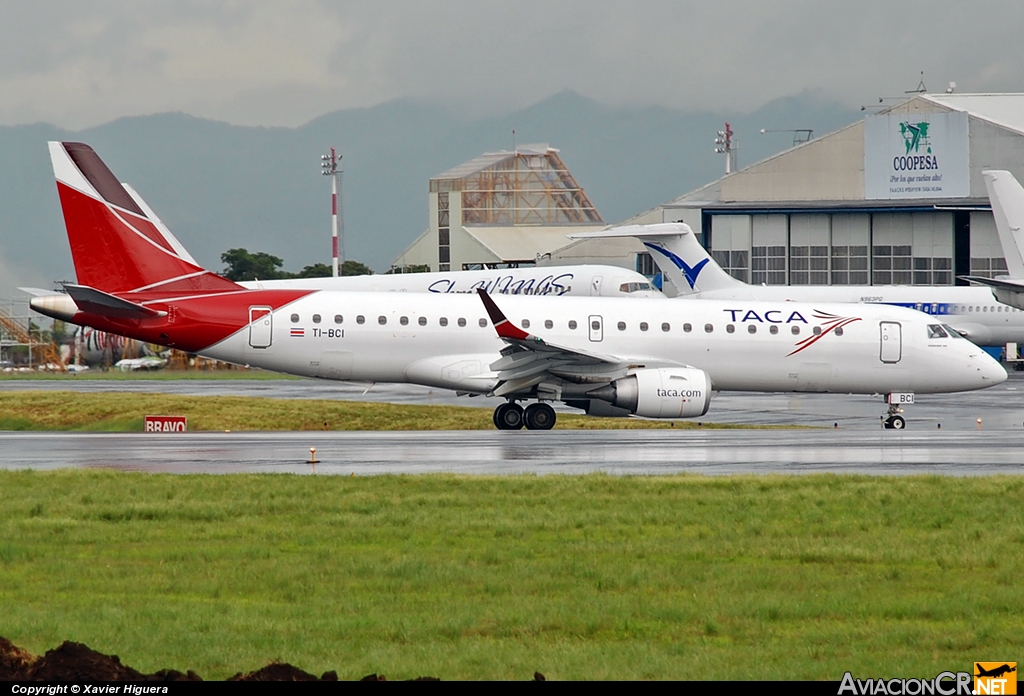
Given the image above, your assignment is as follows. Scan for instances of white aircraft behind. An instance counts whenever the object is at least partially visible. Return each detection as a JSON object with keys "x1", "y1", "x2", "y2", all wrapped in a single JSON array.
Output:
[
  {"x1": 118, "y1": 177, "x2": 661, "y2": 300},
  {"x1": 963, "y1": 170, "x2": 1024, "y2": 311},
  {"x1": 29, "y1": 141, "x2": 1006, "y2": 430},
  {"x1": 574, "y1": 223, "x2": 1024, "y2": 348}
]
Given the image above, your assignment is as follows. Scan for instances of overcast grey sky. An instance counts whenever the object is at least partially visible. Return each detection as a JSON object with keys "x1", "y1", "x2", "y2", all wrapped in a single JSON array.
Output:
[{"x1": 3, "y1": 0, "x2": 1024, "y2": 130}]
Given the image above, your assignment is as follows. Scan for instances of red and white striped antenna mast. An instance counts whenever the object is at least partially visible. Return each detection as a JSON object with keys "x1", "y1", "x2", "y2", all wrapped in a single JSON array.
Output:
[{"x1": 321, "y1": 148, "x2": 343, "y2": 276}]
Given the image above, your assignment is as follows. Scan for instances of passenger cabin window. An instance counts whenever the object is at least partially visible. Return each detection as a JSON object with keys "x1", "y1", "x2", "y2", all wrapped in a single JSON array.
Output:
[
  {"x1": 748, "y1": 325, "x2": 756, "y2": 334},
  {"x1": 769, "y1": 325, "x2": 779, "y2": 335},
  {"x1": 640, "y1": 322, "x2": 648, "y2": 332},
  {"x1": 726, "y1": 324, "x2": 735, "y2": 334},
  {"x1": 290, "y1": 313, "x2": 299, "y2": 323},
  {"x1": 617, "y1": 321, "x2": 627, "y2": 331},
  {"x1": 439, "y1": 317, "x2": 448, "y2": 327},
  {"x1": 813, "y1": 326, "x2": 822, "y2": 335},
  {"x1": 312, "y1": 314, "x2": 321, "y2": 324},
  {"x1": 791, "y1": 325, "x2": 800, "y2": 335},
  {"x1": 522, "y1": 319, "x2": 531, "y2": 328},
  {"x1": 834, "y1": 327, "x2": 844, "y2": 336},
  {"x1": 479, "y1": 318, "x2": 488, "y2": 327},
  {"x1": 544, "y1": 320, "x2": 553, "y2": 329},
  {"x1": 704, "y1": 324, "x2": 713, "y2": 333},
  {"x1": 418, "y1": 316, "x2": 427, "y2": 326},
  {"x1": 683, "y1": 323, "x2": 692, "y2": 333},
  {"x1": 458, "y1": 318, "x2": 467, "y2": 327},
  {"x1": 334, "y1": 315, "x2": 343, "y2": 324},
  {"x1": 356, "y1": 315, "x2": 365, "y2": 325},
  {"x1": 927, "y1": 324, "x2": 948, "y2": 339},
  {"x1": 378, "y1": 316, "x2": 387, "y2": 325},
  {"x1": 661, "y1": 323, "x2": 670, "y2": 332},
  {"x1": 591, "y1": 320, "x2": 600, "y2": 331},
  {"x1": 400, "y1": 316, "x2": 409, "y2": 326},
  {"x1": 569, "y1": 320, "x2": 578, "y2": 330}
]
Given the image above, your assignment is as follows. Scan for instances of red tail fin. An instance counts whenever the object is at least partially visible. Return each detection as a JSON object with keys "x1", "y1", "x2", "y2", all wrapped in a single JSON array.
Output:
[{"x1": 49, "y1": 141, "x2": 240, "y2": 294}]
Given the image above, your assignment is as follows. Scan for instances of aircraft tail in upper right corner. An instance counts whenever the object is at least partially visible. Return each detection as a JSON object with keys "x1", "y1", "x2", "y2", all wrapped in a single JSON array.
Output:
[
  {"x1": 568, "y1": 222, "x2": 745, "y2": 295},
  {"x1": 983, "y1": 170, "x2": 1024, "y2": 279},
  {"x1": 49, "y1": 141, "x2": 239, "y2": 295}
]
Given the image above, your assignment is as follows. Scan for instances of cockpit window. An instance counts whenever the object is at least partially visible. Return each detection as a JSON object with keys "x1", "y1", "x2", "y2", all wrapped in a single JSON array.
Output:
[
  {"x1": 942, "y1": 324, "x2": 964, "y2": 339},
  {"x1": 927, "y1": 324, "x2": 948, "y2": 339},
  {"x1": 619, "y1": 282, "x2": 653, "y2": 293}
]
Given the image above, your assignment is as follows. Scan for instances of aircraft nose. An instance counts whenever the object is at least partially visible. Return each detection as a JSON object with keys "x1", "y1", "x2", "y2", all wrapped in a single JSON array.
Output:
[{"x1": 976, "y1": 351, "x2": 1008, "y2": 386}]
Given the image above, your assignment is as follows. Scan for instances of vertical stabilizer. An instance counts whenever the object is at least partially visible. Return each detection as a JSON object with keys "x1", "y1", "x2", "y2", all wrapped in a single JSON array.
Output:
[
  {"x1": 983, "y1": 170, "x2": 1024, "y2": 279},
  {"x1": 570, "y1": 223, "x2": 745, "y2": 295},
  {"x1": 49, "y1": 141, "x2": 238, "y2": 294}
]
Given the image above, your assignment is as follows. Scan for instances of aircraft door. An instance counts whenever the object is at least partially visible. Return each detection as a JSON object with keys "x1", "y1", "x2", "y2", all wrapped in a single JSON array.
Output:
[
  {"x1": 590, "y1": 275, "x2": 603, "y2": 296},
  {"x1": 589, "y1": 315, "x2": 604, "y2": 342},
  {"x1": 249, "y1": 306, "x2": 273, "y2": 348},
  {"x1": 879, "y1": 321, "x2": 901, "y2": 363}
]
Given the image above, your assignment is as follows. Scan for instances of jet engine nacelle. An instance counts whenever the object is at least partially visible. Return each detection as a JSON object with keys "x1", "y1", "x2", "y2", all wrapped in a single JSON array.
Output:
[{"x1": 587, "y1": 367, "x2": 712, "y2": 418}]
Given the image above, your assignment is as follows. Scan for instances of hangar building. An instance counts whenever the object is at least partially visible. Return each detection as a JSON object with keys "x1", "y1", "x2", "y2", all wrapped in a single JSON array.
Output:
[
  {"x1": 552, "y1": 93, "x2": 1024, "y2": 295},
  {"x1": 390, "y1": 145, "x2": 609, "y2": 272}
]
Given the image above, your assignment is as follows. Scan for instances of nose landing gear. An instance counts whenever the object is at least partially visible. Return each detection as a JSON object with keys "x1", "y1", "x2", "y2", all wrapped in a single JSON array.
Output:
[
  {"x1": 493, "y1": 401, "x2": 557, "y2": 430},
  {"x1": 882, "y1": 392, "x2": 913, "y2": 429}
]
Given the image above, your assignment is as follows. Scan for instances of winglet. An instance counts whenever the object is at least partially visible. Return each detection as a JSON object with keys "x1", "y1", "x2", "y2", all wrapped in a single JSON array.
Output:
[{"x1": 476, "y1": 288, "x2": 530, "y2": 340}]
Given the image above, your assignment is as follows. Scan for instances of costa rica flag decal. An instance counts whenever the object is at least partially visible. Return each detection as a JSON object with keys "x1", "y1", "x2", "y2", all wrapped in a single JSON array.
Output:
[{"x1": 290, "y1": 328, "x2": 305, "y2": 337}]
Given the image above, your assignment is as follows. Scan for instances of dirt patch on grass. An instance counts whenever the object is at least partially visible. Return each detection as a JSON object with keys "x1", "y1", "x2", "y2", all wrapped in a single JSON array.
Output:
[{"x1": 0, "y1": 637, "x2": 543, "y2": 681}]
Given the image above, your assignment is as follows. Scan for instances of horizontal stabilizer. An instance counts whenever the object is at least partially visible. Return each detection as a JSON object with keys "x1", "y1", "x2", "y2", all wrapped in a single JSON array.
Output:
[
  {"x1": 63, "y1": 284, "x2": 167, "y2": 320},
  {"x1": 18, "y1": 287, "x2": 57, "y2": 297},
  {"x1": 958, "y1": 275, "x2": 1024, "y2": 292},
  {"x1": 568, "y1": 222, "x2": 693, "y2": 241}
]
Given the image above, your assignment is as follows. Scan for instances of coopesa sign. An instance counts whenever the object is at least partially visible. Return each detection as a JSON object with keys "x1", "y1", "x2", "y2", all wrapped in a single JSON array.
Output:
[{"x1": 864, "y1": 110, "x2": 969, "y2": 199}]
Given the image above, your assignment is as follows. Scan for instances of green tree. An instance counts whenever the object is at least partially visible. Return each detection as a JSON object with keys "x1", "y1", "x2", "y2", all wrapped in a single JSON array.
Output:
[
  {"x1": 292, "y1": 260, "x2": 373, "y2": 278},
  {"x1": 220, "y1": 248, "x2": 290, "y2": 281},
  {"x1": 51, "y1": 320, "x2": 69, "y2": 343},
  {"x1": 341, "y1": 260, "x2": 373, "y2": 276},
  {"x1": 386, "y1": 264, "x2": 430, "y2": 274},
  {"x1": 296, "y1": 263, "x2": 333, "y2": 278}
]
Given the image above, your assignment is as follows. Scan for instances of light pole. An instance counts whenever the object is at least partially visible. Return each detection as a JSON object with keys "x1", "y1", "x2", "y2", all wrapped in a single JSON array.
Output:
[
  {"x1": 760, "y1": 128, "x2": 813, "y2": 147},
  {"x1": 321, "y1": 148, "x2": 343, "y2": 277},
  {"x1": 714, "y1": 122, "x2": 736, "y2": 175}
]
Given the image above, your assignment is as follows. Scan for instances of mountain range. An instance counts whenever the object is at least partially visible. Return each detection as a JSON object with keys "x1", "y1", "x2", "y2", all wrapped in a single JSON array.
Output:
[{"x1": 0, "y1": 90, "x2": 858, "y2": 299}]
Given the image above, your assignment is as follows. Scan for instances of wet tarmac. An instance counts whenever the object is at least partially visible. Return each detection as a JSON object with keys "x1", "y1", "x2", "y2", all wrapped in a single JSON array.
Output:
[
  {"x1": 2, "y1": 429, "x2": 1023, "y2": 476},
  {"x1": 3, "y1": 371, "x2": 1024, "y2": 430},
  {"x1": 2, "y1": 372, "x2": 1024, "y2": 475}
]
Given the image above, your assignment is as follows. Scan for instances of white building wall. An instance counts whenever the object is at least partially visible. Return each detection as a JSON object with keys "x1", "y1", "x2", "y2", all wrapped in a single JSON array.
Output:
[
  {"x1": 710, "y1": 215, "x2": 751, "y2": 282},
  {"x1": 970, "y1": 211, "x2": 1008, "y2": 278}
]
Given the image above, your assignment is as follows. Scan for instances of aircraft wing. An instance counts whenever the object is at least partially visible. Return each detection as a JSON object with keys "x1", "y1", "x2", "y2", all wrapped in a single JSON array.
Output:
[{"x1": 476, "y1": 289, "x2": 683, "y2": 397}]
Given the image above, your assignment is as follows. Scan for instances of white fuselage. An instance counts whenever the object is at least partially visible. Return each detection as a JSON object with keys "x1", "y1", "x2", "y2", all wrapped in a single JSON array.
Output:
[
  {"x1": 201, "y1": 292, "x2": 1004, "y2": 397},
  {"x1": 241, "y1": 265, "x2": 662, "y2": 299},
  {"x1": 686, "y1": 284, "x2": 1024, "y2": 347}
]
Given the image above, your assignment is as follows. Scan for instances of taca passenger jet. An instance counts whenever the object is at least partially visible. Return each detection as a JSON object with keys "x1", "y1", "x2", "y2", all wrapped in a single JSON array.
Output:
[
  {"x1": 575, "y1": 223, "x2": 1024, "y2": 348},
  {"x1": 29, "y1": 142, "x2": 1006, "y2": 430}
]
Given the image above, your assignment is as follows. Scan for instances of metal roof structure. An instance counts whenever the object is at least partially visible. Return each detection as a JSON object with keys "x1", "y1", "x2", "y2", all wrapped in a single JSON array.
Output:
[
  {"x1": 922, "y1": 93, "x2": 1024, "y2": 136},
  {"x1": 430, "y1": 144, "x2": 602, "y2": 226}
]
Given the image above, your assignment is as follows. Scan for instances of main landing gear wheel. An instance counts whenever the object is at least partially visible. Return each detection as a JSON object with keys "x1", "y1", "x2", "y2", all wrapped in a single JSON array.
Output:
[
  {"x1": 493, "y1": 402, "x2": 524, "y2": 430},
  {"x1": 524, "y1": 402, "x2": 556, "y2": 430},
  {"x1": 884, "y1": 415, "x2": 906, "y2": 430}
]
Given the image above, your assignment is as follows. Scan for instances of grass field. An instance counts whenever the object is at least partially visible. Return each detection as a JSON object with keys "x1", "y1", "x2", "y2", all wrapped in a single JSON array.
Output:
[
  {"x1": 0, "y1": 471, "x2": 1020, "y2": 680},
  {"x1": 0, "y1": 391, "x2": 782, "y2": 431}
]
